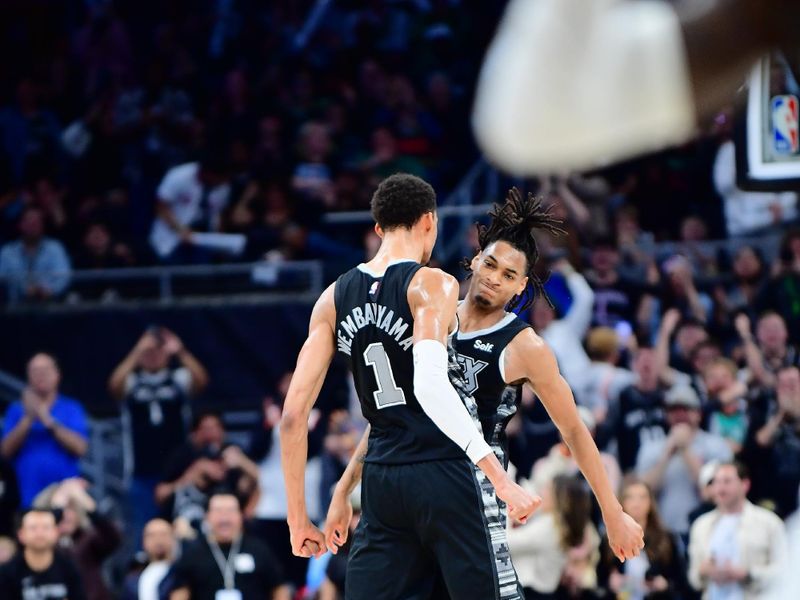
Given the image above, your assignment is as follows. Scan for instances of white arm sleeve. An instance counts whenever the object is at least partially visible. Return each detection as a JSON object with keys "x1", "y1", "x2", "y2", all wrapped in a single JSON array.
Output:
[
  {"x1": 413, "y1": 339, "x2": 493, "y2": 464},
  {"x1": 473, "y1": 0, "x2": 695, "y2": 174}
]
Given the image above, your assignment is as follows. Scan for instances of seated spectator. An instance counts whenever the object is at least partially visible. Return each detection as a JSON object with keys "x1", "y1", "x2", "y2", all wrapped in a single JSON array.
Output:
[
  {"x1": 359, "y1": 127, "x2": 426, "y2": 186},
  {"x1": 291, "y1": 121, "x2": 336, "y2": 209},
  {"x1": 507, "y1": 475, "x2": 600, "y2": 600},
  {"x1": 735, "y1": 311, "x2": 798, "y2": 389},
  {"x1": 0, "y1": 353, "x2": 88, "y2": 507},
  {"x1": 148, "y1": 154, "x2": 232, "y2": 263},
  {"x1": 73, "y1": 222, "x2": 135, "y2": 271},
  {"x1": 0, "y1": 206, "x2": 71, "y2": 303},
  {"x1": 34, "y1": 478, "x2": 121, "y2": 600},
  {"x1": 578, "y1": 327, "x2": 636, "y2": 426},
  {"x1": 155, "y1": 411, "x2": 259, "y2": 532},
  {"x1": 122, "y1": 518, "x2": 176, "y2": 600},
  {"x1": 530, "y1": 258, "x2": 594, "y2": 395},
  {"x1": 703, "y1": 358, "x2": 749, "y2": 454},
  {"x1": 757, "y1": 228, "x2": 800, "y2": 345},
  {"x1": 0, "y1": 457, "x2": 20, "y2": 538},
  {"x1": 108, "y1": 327, "x2": 208, "y2": 539},
  {"x1": 688, "y1": 462, "x2": 788, "y2": 598},
  {"x1": 636, "y1": 384, "x2": 731, "y2": 536},
  {"x1": 601, "y1": 346, "x2": 666, "y2": 473},
  {"x1": 166, "y1": 490, "x2": 289, "y2": 600},
  {"x1": 599, "y1": 479, "x2": 688, "y2": 600},
  {"x1": 0, "y1": 508, "x2": 86, "y2": 600},
  {"x1": 752, "y1": 365, "x2": 800, "y2": 517}
]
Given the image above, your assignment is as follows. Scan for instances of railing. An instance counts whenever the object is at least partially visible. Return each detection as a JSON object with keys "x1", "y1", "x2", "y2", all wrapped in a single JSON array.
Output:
[{"x1": 0, "y1": 260, "x2": 325, "y2": 308}]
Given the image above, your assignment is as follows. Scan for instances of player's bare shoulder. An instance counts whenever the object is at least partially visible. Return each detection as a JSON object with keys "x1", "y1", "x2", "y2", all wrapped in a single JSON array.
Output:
[
  {"x1": 407, "y1": 266, "x2": 459, "y2": 305},
  {"x1": 503, "y1": 324, "x2": 557, "y2": 384},
  {"x1": 310, "y1": 281, "x2": 337, "y2": 330}
]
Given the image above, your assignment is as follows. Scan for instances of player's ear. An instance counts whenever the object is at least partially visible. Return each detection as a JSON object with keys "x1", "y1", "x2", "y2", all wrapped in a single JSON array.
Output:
[
  {"x1": 374, "y1": 223, "x2": 384, "y2": 238},
  {"x1": 421, "y1": 211, "x2": 435, "y2": 231},
  {"x1": 470, "y1": 252, "x2": 481, "y2": 271},
  {"x1": 517, "y1": 276, "x2": 528, "y2": 296}
]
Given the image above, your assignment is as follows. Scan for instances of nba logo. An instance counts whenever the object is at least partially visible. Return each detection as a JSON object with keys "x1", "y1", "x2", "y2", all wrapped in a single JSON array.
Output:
[{"x1": 771, "y1": 95, "x2": 800, "y2": 155}]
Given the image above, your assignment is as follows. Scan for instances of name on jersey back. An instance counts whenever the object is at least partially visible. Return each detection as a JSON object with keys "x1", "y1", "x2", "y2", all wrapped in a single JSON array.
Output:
[{"x1": 337, "y1": 302, "x2": 414, "y2": 356}]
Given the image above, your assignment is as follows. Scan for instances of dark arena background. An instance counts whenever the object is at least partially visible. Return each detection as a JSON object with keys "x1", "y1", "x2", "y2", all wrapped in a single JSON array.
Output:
[{"x1": 0, "y1": 1, "x2": 798, "y2": 599}]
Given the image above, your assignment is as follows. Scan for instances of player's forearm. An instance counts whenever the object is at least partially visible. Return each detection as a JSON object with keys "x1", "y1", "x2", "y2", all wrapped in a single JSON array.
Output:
[
  {"x1": 280, "y1": 409, "x2": 311, "y2": 525},
  {"x1": 561, "y1": 424, "x2": 623, "y2": 519},
  {"x1": 50, "y1": 423, "x2": 88, "y2": 456},
  {"x1": 334, "y1": 426, "x2": 370, "y2": 498},
  {"x1": 0, "y1": 415, "x2": 33, "y2": 458},
  {"x1": 475, "y1": 451, "x2": 511, "y2": 491}
]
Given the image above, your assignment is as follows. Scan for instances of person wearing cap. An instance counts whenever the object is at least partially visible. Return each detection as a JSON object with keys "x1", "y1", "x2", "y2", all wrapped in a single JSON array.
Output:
[
  {"x1": 635, "y1": 384, "x2": 731, "y2": 536},
  {"x1": 578, "y1": 327, "x2": 636, "y2": 427},
  {"x1": 687, "y1": 460, "x2": 721, "y2": 526},
  {"x1": 688, "y1": 462, "x2": 788, "y2": 599}
]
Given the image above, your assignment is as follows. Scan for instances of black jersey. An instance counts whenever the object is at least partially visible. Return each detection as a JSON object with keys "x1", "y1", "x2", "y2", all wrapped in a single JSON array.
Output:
[
  {"x1": 453, "y1": 312, "x2": 531, "y2": 466},
  {"x1": 334, "y1": 260, "x2": 467, "y2": 464}
]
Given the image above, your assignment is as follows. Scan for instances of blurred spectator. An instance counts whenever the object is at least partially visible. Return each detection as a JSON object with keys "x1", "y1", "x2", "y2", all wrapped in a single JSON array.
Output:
[
  {"x1": 757, "y1": 229, "x2": 800, "y2": 345},
  {"x1": 108, "y1": 327, "x2": 208, "y2": 537},
  {"x1": 319, "y1": 489, "x2": 361, "y2": 600},
  {"x1": 166, "y1": 490, "x2": 289, "y2": 600},
  {"x1": 659, "y1": 255, "x2": 710, "y2": 324},
  {"x1": 687, "y1": 460, "x2": 721, "y2": 526},
  {"x1": 599, "y1": 479, "x2": 688, "y2": 600},
  {"x1": 655, "y1": 309, "x2": 710, "y2": 378},
  {"x1": 122, "y1": 518, "x2": 176, "y2": 600},
  {"x1": 584, "y1": 236, "x2": 656, "y2": 332},
  {"x1": 0, "y1": 79, "x2": 63, "y2": 182},
  {"x1": 248, "y1": 372, "x2": 322, "y2": 590},
  {"x1": 713, "y1": 139, "x2": 798, "y2": 236},
  {"x1": 734, "y1": 312, "x2": 797, "y2": 389},
  {"x1": 0, "y1": 536, "x2": 15, "y2": 565},
  {"x1": 636, "y1": 384, "x2": 732, "y2": 535},
  {"x1": 155, "y1": 412, "x2": 258, "y2": 532},
  {"x1": 688, "y1": 462, "x2": 787, "y2": 598},
  {"x1": 0, "y1": 457, "x2": 20, "y2": 537},
  {"x1": 602, "y1": 346, "x2": 666, "y2": 473},
  {"x1": 507, "y1": 475, "x2": 600, "y2": 599},
  {"x1": 530, "y1": 259, "x2": 594, "y2": 395},
  {"x1": 149, "y1": 155, "x2": 232, "y2": 263},
  {"x1": 578, "y1": 327, "x2": 636, "y2": 426},
  {"x1": 530, "y1": 406, "x2": 621, "y2": 499},
  {"x1": 0, "y1": 353, "x2": 88, "y2": 507},
  {"x1": 752, "y1": 365, "x2": 800, "y2": 517},
  {"x1": 74, "y1": 222, "x2": 135, "y2": 271},
  {"x1": 0, "y1": 206, "x2": 71, "y2": 303},
  {"x1": 34, "y1": 478, "x2": 121, "y2": 600},
  {"x1": 291, "y1": 121, "x2": 336, "y2": 209},
  {"x1": 359, "y1": 127, "x2": 426, "y2": 185},
  {"x1": 0, "y1": 509, "x2": 86, "y2": 600},
  {"x1": 703, "y1": 358, "x2": 749, "y2": 454},
  {"x1": 711, "y1": 245, "x2": 766, "y2": 328}
]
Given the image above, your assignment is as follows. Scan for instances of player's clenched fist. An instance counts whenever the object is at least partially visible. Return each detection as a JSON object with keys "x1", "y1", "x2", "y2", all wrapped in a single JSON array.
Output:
[
  {"x1": 495, "y1": 478, "x2": 541, "y2": 524},
  {"x1": 605, "y1": 510, "x2": 645, "y2": 563},
  {"x1": 289, "y1": 518, "x2": 327, "y2": 558}
]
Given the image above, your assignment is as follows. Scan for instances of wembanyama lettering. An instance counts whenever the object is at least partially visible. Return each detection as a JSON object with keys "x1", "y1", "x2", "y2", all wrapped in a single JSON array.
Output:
[{"x1": 337, "y1": 303, "x2": 413, "y2": 355}]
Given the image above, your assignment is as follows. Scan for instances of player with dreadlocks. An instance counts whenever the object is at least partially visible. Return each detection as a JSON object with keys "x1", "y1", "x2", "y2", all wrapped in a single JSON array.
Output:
[{"x1": 324, "y1": 188, "x2": 644, "y2": 595}]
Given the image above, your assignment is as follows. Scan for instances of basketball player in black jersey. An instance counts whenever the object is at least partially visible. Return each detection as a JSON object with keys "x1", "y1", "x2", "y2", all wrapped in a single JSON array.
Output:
[
  {"x1": 280, "y1": 174, "x2": 539, "y2": 600},
  {"x1": 325, "y1": 189, "x2": 645, "y2": 592}
]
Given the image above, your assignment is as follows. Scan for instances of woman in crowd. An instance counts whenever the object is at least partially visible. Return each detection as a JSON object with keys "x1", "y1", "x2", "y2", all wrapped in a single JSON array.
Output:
[
  {"x1": 508, "y1": 475, "x2": 601, "y2": 599},
  {"x1": 598, "y1": 479, "x2": 688, "y2": 599}
]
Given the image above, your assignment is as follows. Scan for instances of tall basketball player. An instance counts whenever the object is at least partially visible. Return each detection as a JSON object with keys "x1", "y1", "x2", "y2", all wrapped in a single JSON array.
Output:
[
  {"x1": 473, "y1": 0, "x2": 800, "y2": 173},
  {"x1": 280, "y1": 174, "x2": 540, "y2": 600},
  {"x1": 325, "y1": 189, "x2": 645, "y2": 593}
]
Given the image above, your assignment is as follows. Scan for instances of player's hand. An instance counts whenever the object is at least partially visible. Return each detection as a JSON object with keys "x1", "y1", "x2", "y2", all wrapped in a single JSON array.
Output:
[
  {"x1": 289, "y1": 518, "x2": 327, "y2": 558},
  {"x1": 605, "y1": 510, "x2": 644, "y2": 563},
  {"x1": 495, "y1": 478, "x2": 541, "y2": 524},
  {"x1": 324, "y1": 490, "x2": 353, "y2": 554}
]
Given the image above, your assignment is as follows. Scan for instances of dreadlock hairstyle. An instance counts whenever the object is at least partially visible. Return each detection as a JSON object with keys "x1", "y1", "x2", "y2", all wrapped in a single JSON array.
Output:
[{"x1": 462, "y1": 187, "x2": 565, "y2": 313}]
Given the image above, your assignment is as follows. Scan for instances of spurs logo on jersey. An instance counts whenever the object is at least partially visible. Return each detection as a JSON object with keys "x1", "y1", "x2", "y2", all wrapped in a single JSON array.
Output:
[{"x1": 456, "y1": 353, "x2": 488, "y2": 395}]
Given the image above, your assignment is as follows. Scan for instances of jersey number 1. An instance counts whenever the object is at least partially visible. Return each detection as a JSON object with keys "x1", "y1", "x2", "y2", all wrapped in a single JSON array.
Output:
[{"x1": 363, "y1": 343, "x2": 407, "y2": 409}]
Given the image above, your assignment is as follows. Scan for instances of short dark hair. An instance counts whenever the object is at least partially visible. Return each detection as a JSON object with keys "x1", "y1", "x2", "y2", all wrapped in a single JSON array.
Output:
[
  {"x1": 206, "y1": 487, "x2": 244, "y2": 512},
  {"x1": 191, "y1": 409, "x2": 224, "y2": 432},
  {"x1": 716, "y1": 460, "x2": 749, "y2": 481},
  {"x1": 463, "y1": 188, "x2": 565, "y2": 312},
  {"x1": 18, "y1": 508, "x2": 56, "y2": 530},
  {"x1": 370, "y1": 173, "x2": 437, "y2": 230}
]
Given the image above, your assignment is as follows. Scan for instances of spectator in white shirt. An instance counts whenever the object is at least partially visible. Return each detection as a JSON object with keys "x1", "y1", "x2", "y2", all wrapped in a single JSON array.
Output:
[
  {"x1": 149, "y1": 154, "x2": 231, "y2": 262},
  {"x1": 688, "y1": 462, "x2": 788, "y2": 599},
  {"x1": 713, "y1": 139, "x2": 798, "y2": 237}
]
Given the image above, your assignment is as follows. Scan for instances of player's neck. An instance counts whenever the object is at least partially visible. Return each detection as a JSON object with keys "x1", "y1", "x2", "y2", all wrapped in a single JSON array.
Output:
[
  {"x1": 24, "y1": 548, "x2": 54, "y2": 572},
  {"x1": 457, "y1": 296, "x2": 507, "y2": 333},
  {"x1": 366, "y1": 234, "x2": 423, "y2": 269}
]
